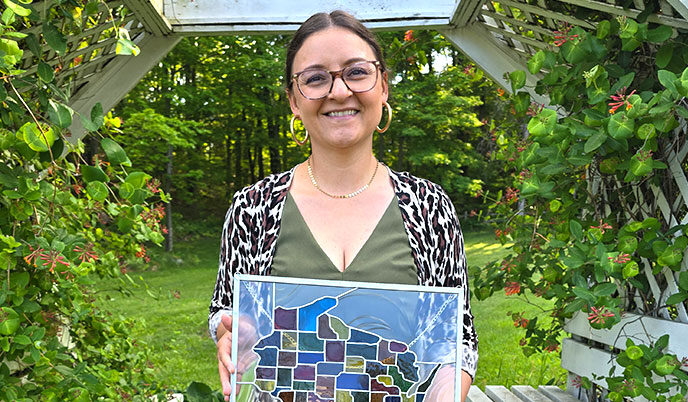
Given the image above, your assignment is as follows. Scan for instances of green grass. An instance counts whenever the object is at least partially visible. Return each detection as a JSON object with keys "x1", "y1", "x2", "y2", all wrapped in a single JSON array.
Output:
[{"x1": 95, "y1": 228, "x2": 566, "y2": 392}]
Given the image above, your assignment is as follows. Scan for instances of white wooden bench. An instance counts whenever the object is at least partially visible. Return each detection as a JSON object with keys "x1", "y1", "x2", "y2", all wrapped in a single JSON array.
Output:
[{"x1": 467, "y1": 385, "x2": 580, "y2": 402}]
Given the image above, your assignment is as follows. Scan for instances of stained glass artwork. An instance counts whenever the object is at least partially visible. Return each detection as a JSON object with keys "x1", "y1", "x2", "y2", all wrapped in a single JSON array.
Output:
[{"x1": 231, "y1": 275, "x2": 464, "y2": 402}]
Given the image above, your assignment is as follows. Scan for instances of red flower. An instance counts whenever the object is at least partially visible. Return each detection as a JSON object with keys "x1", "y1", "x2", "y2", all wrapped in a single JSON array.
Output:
[
  {"x1": 588, "y1": 306, "x2": 615, "y2": 325},
  {"x1": 552, "y1": 22, "x2": 578, "y2": 47},
  {"x1": 24, "y1": 245, "x2": 45, "y2": 267},
  {"x1": 608, "y1": 253, "x2": 631, "y2": 264},
  {"x1": 590, "y1": 219, "x2": 613, "y2": 234},
  {"x1": 73, "y1": 244, "x2": 98, "y2": 264},
  {"x1": 544, "y1": 341, "x2": 559, "y2": 352},
  {"x1": 526, "y1": 103, "x2": 544, "y2": 117},
  {"x1": 505, "y1": 187, "x2": 519, "y2": 204},
  {"x1": 135, "y1": 245, "x2": 146, "y2": 259},
  {"x1": 608, "y1": 87, "x2": 636, "y2": 114},
  {"x1": 497, "y1": 88, "x2": 505, "y2": 97},
  {"x1": 505, "y1": 281, "x2": 521, "y2": 296},
  {"x1": 571, "y1": 376, "x2": 582, "y2": 389},
  {"x1": 403, "y1": 30, "x2": 414, "y2": 42},
  {"x1": 39, "y1": 250, "x2": 70, "y2": 273}
]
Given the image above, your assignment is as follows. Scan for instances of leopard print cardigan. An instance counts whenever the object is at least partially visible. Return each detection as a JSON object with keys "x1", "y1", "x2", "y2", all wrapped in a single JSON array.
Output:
[{"x1": 209, "y1": 166, "x2": 479, "y2": 378}]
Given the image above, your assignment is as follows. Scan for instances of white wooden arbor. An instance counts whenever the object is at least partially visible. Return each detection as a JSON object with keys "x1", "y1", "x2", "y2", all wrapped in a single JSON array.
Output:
[{"x1": 27, "y1": 0, "x2": 688, "y2": 398}]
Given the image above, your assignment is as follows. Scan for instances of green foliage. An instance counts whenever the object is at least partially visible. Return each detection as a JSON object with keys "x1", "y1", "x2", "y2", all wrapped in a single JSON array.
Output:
[
  {"x1": 0, "y1": 1, "x2": 165, "y2": 399},
  {"x1": 476, "y1": 14, "x2": 688, "y2": 400}
]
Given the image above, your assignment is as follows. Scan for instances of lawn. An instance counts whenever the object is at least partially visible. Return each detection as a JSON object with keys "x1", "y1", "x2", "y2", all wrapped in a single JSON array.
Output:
[{"x1": 95, "y1": 228, "x2": 566, "y2": 393}]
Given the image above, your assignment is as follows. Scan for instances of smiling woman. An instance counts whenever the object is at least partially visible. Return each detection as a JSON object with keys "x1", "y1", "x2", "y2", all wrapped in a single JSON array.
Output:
[{"x1": 208, "y1": 10, "x2": 478, "y2": 402}]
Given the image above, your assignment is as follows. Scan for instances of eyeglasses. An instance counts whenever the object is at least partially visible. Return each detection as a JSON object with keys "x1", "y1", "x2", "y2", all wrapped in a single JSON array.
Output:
[{"x1": 292, "y1": 60, "x2": 381, "y2": 100}]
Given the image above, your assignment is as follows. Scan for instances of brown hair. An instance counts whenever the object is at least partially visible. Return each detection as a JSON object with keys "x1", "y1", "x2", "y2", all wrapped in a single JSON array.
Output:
[{"x1": 285, "y1": 10, "x2": 387, "y2": 91}]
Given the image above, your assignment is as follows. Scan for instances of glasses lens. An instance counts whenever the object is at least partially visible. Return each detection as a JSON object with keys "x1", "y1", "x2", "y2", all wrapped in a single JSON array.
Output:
[
  {"x1": 298, "y1": 70, "x2": 331, "y2": 99},
  {"x1": 343, "y1": 62, "x2": 378, "y2": 92}
]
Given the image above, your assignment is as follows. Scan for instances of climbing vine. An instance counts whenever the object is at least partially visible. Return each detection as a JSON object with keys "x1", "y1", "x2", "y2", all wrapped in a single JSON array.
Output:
[
  {"x1": 0, "y1": 0, "x2": 164, "y2": 399},
  {"x1": 475, "y1": 15, "x2": 688, "y2": 401}
]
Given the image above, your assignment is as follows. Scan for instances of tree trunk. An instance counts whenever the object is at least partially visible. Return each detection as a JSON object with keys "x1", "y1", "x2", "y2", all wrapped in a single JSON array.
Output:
[
  {"x1": 247, "y1": 123, "x2": 256, "y2": 184},
  {"x1": 234, "y1": 111, "x2": 245, "y2": 190},
  {"x1": 165, "y1": 145, "x2": 174, "y2": 252},
  {"x1": 268, "y1": 115, "x2": 281, "y2": 174},
  {"x1": 225, "y1": 133, "x2": 232, "y2": 198}
]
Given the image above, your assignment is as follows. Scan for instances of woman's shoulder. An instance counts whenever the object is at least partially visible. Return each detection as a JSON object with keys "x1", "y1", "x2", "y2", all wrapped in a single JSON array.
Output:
[
  {"x1": 387, "y1": 167, "x2": 449, "y2": 199},
  {"x1": 230, "y1": 169, "x2": 295, "y2": 207}
]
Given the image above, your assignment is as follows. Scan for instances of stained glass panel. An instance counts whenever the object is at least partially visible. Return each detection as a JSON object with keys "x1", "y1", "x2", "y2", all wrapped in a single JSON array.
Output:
[{"x1": 231, "y1": 275, "x2": 463, "y2": 402}]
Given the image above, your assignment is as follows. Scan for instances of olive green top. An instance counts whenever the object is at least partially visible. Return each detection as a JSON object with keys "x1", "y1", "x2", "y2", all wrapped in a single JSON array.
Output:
[{"x1": 271, "y1": 193, "x2": 418, "y2": 285}]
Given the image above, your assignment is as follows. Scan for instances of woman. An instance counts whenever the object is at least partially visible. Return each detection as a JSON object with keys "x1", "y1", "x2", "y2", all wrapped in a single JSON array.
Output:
[{"x1": 209, "y1": 10, "x2": 477, "y2": 402}]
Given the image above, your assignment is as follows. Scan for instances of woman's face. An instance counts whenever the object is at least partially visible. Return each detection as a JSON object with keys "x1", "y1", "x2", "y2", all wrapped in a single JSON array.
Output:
[{"x1": 287, "y1": 27, "x2": 388, "y2": 151}]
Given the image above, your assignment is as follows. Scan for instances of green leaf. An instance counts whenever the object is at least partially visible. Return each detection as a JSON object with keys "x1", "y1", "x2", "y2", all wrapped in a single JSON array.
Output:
[
  {"x1": 37, "y1": 62, "x2": 54, "y2": 83},
  {"x1": 658, "y1": 70, "x2": 678, "y2": 93},
  {"x1": 124, "y1": 171, "x2": 150, "y2": 189},
  {"x1": 618, "y1": 236, "x2": 638, "y2": 253},
  {"x1": 608, "y1": 112, "x2": 635, "y2": 139},
  {"x1": 564, "y1": 298, "x2": 586, "y2": 314},
  {"x1": 19, "y1": 122, "x2": 55, "y2": 152},
  {"x1": 13, "y1": 334, "x2": 31, "y2": 345},
  {"x1": 584, "y1": 131, "x2": 607, "y2": 153},
  {"x1": 81, "y1": 165, "x2": 109, "y2": 183},
  {"x1": 2, "y1": 7, "x2": 16, "y2": 25},
  {"x1": 679, "y1": 271, "x2": 688, "y2": 291},
  {"x1": 118, "y1": 182, "x2": 134, "y2": 200},
  {"x1": 79, "y1": 114, "x2": 99, "y2": 132},
  {"x1": 636, "y1": 123, "x2": 656, "y2": 140},
  {"x1": 527, "y1": 108, "x2": 557, "y2": 137},
  {"x1": 509, "y1": 70, "x2": 526, "y2": 92},
  {"x1": 593, "y1": 283, "x2": 617, "y2": 297},
  {"x1": 572, "y1": 287, "x2": 595, "y2": 304},
  {"x1": 42, "y1": 22, "x2": 67, "y2": 55},
  {"x1": 647, "y1": 25, "x2": 673, "y2": 43},
  {"x1": 3, "y1": 0, "x2": 30, "y2": 16},
  {"x1": 549, "y1": 199, "x2": 562, "y2": 212},
  {"x1": 630, "y1": 153, "x2": 653, "y2": 177},
  {"x1": 48, "y1": 100, "x2": 73, "y2": 129},
  {"x1": 513, "y1": 92, "x2": 530, "y2": 115},
  {"x1": 570, "y1": 220, "x2": 583, "y2": 241},
  {"x1": 596, "y1": 20, "x2": 610, "y2": 39},
  {"x1": 90, "y1": 103, "x2": 104, "y2": 128},
  {"x1": 115, "y1": 38, "x2": 140, "y2": 56},
  {"x1": 656, "y1": 44, "x2": 673, "y2": 68},
  {"x1": 100, "y1": 138, "x2": 132, "y2": 166},
  {"x1": 560, "y1": 40, "x2": 586, "y2": 64},
  {"x1": 527, "y1": 51, "x2": 545, "y2": 74},
  {"x1": 623, "y1": 261, "x2": 639, "y2": 279},
  {"x1": 658, "y1": 246, "x2": 683, "y2": 267},
  {"x1": 665, "y1": 292, "x2": 688, "y2": 306},
  {"x1": 0, "y1": 38, "x2": 23, "y2": 65},
  {"x1": 0, "y1": 307, "x2": 20, "y2": 335},
  {"x1": 86, "y1": 181, "x2": 108, "y2": 201}
]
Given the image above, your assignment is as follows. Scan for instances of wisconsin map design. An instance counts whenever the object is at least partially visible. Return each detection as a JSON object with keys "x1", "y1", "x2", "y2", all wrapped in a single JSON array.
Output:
[{"x1": 244, "y1": 296, "x2": 439, "y2": 402}]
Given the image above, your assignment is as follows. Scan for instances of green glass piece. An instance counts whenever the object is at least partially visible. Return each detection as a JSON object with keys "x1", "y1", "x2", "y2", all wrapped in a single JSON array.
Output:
[
  {"x1": 299, "y1": 332, "x2": 324, "y2": 351},
  {"x1": 336, "y1": 390, "x2": 353, "y2": 402},
  {"x1": 377, "y1": 375, "x2": 392, "y2": 386},
  {"x1": 345, "y1": 356, "x2": 365, "y2": 373},
  {"x1": 283, "y1": 332, "x2": 297, "y2": 350},
  {"x1": 329, "y1": 316, "x2": 349, "y2": 340},
  {"x1": 293, "y1": 381, "x2": 315, "y2": 391},
  {"x1": 388, "y1": 366, "x2": 413, "y2": 393},
  {"x1": 352, "y1": 391, "x2": 369, "y2": 402},
  {"x1": 255, "y1": 380, "x2": 275, "y2": 392}
]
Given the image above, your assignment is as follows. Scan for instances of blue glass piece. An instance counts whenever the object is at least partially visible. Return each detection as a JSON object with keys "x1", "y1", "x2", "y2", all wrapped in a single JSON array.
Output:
[
  {"x1": 365, "y1": 361, "x2": 387, "y2": 378},
  {"x1": 396, "y1": 352, "x2": 419, "y2": 382},
  {"x1": 317, "y1": 362, "x2": 344, "y2": 375},
  {"x1": 349, "y1": 329, "x2": 379, "y2": 344},
  {"x1": 317, "y1": 315, "x2": 337, "y2": 339},
  {"x1": 255, "y1": 331, "x2": 281, "y2": 349},
  {"x1": 256, "y1": 366, "x2": 276, "y2": 380},
  {"x1": 271, "y1": 387, "x2": 288, "y2": 397},
  {"x1": 295, "y1": 391, "x2": 308, "y2": 402},
  {"x1": 275, "y1": 307, "x2": 297, "y2": 330},
  {"x1": 298, "y1": 352, "x2": 324, "y2": 364},
  {"x1": 384, "y1": 397, "x2": 401, "y2": 402},
  {"x1": 256, "y1": 347, "x2": 278, "y2": 366},
  {"x1": 416, "y1": 394, "x2": 425, "y2": 402},
  {"x1": 335, "y1": 373, "x2": 370, "y2": 391},
  {"x1": 277, "y1": 368, "x2": 292, "y2": 387},
  {"x1": 299, "y1": 297, "x2": 337, "y2": 331},
  {"x1": 346, "y1": 343, "x2": 377, "y2": 360}
]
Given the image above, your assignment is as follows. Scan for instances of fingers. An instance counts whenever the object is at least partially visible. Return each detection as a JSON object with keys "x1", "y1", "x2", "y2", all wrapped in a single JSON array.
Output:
[
  {"x1": 221, "y1": 313, "x2": 233, "y2": 331},
  {"x1": 218, "y1": 359, "x2": 232, "y2": 401}
]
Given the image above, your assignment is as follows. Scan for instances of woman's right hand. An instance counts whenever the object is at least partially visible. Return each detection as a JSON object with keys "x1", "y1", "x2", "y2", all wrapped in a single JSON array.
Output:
[{"x1": 217, "y1": 314, "x2": 235, "y2": 401}]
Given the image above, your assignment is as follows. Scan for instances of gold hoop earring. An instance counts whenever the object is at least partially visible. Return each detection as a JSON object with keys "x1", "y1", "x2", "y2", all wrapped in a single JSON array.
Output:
[
  {"x1": 376, "y1": 101, "x2": 392, "y2": 133},
  {"x1": 290, "y1": 115, "x2": 309, "y2": 146}
]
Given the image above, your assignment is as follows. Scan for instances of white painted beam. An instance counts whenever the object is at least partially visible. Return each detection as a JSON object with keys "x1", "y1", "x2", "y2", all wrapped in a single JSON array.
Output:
[
  {"x1": 484, "y1": 386, "x2": 523, "y2": 402},
  {"x1": 450, "y1": 0, "x2": 485, "y2": 27},
  {"x1": 440, "y1": 23, "x2": 548, "y2": 105},
  {"x1": 467, "y1": 386, "x2": 493, "y2": 402},
  {"x1": 124, "y1": 0, "x2": 172, "y2": 36},
  {"x1": 565, "y1": 311, "x2": 688, "y2": 364},
  {"x1": 67, "y1": 34, "x2": 182, "y2": 143}
]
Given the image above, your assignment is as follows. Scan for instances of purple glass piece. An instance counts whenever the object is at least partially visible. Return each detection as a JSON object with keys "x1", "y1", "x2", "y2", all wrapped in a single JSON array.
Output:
[
  {"x1": 279, "y1": 351, "x2": 297, "y2": 367},
  {"x1": 256, "y1": 367, "x2": 276, "y2": 380},
  {"x1": 315, "y1": 376, "x2": 335, "y2": 398},
  {"x1": 294, "y1": 365, "x2": 316, "y2": 381},
  {"x1": 378, "y1": 341, "x2": 394, "y2": 366},
  {"x1": 389, "y1": 341, "x2": 407, "y2": 353},
  {"x1": 275, "y1": 307, "x2": 298, "y2": 330},
  {"x1": 370, "y1": 379, "x2": 399, "y2": 395},
  {"x1": 325, "y1": 341, "x2": 345, "y2": 362},
  {"x1": 317, "y1": 315, "x2": 337, "y2": 339}
]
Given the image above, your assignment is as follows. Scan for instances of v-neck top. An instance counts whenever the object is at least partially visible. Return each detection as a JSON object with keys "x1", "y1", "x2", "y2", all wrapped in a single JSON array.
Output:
[{"x1": 270, "y1": 193, "x2": 418, "y2": 285}]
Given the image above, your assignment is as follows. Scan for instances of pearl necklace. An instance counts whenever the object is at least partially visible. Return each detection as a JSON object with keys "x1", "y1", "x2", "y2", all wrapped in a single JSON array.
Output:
[{"x1": 307, "y1": 156, "x2": 379, "y2": 199}]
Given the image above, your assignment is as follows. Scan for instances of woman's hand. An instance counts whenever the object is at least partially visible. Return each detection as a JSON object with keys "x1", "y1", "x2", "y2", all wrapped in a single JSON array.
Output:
[
  {"x1": 216, "y1": 314, "x2": 259, "y2": 402},
  {"x1": 425, "y1": 366, "x2": 473, "y2": 402},
  {"x1": 216, "y1": 314, "x2": 235, "y2": 401}
]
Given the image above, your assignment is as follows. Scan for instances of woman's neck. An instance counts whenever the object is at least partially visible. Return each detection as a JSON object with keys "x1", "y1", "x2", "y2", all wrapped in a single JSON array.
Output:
[{"x1": 306, "y1": 146, "x2": 378, "y2": 196}]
